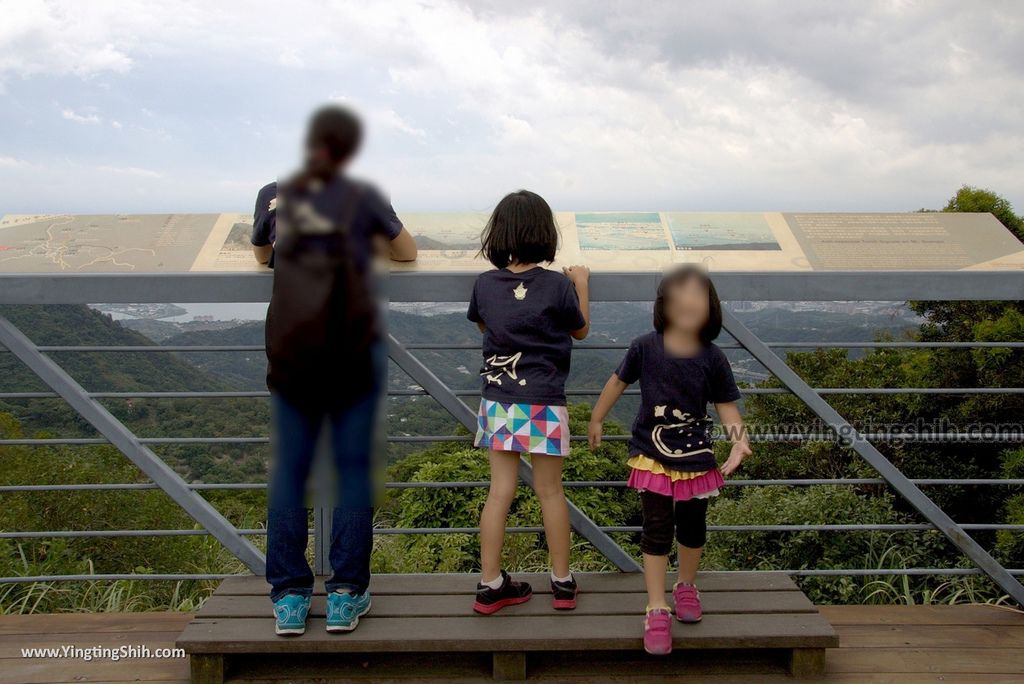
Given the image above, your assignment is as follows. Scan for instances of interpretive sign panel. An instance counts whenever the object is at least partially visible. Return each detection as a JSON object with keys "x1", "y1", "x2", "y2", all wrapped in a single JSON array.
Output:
[{"x1": 1, "y1": 211, "x2": 1020, "y2": 273}]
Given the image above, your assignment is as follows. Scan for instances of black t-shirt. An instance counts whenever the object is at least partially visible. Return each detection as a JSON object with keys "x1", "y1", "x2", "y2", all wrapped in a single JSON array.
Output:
[
  {"x1": 467, "y1": 267, "x2": 586, "y2": 405},
  {"x1": 615, "y1": 332, "x2": 740, "y2": 472},
  {"x1": 251, "y1": 177, "x2": 403, "y2": 270}
]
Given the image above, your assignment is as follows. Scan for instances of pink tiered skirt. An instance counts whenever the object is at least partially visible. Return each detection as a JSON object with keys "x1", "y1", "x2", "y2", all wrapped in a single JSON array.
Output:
[{"x1": 626, "y1": 455, "x2": 724, "y2": 501}]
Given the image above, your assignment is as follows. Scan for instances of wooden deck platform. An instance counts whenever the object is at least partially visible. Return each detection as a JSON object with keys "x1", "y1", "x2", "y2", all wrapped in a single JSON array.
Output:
[
  {"x1": 2, "y1": 586, "x2": 1022, "y2": 682},
  {"x1": 177, "y1": 572, "x2": 836, "y2": 681}
]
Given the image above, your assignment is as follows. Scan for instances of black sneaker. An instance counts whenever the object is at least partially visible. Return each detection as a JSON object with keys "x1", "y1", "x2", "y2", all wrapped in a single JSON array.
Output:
[
  {"x1": 551, "y1": 575, "x2": 578, "y2": 610},
  {"x1": 473, "y1": 570, "x2": 533, "y2": 615}
]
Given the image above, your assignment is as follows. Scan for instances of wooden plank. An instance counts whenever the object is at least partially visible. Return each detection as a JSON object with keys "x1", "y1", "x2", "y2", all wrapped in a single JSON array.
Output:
[
  {"x1": 789, "y1": 647, "x2": 826, "y2": 678},
  {"x1": 826, "y1": 647, "x2": 1024, "y2": 675},
  {"x1": 0, "y1": 657, "x2": 189, "y2": 683},
  {"x1": 214, "y1": 572, "x2": 797, "y2": 596},
  {"x1": 528, "y1": 649, "x2": 789, "y2": 678},
  {"x1": 177, "y1": 612, "x2": 837, "y2": 654},
  {"x1": 820, "y1": 676, "x2": 1024, "y2": 683},
  {"x1": 226, "y1": 652, "x2": 493, "y2": 682},
  {"x1": 197, "y1": 590, "x2": 815, "y2": 619},
  {"x1": 836, "y1": 624, "x2": 1024, "y2": 649},
  {"x1": 492, "y1": 652, "x2": 526, "y2": 680},
  {"x1": 0, "y1": 612, "x2": 192, "y2": 636},
  {"x1": 0, "y1": 631, "x2": 187, "y2": 658},
  {"x1": 820, "y1": 604, "x2": 1024, "y2": 626}
]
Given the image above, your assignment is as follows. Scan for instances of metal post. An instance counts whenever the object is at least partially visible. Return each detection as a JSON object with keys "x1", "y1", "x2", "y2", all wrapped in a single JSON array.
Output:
[
  {"x1": 0, "y1": 315, "x2": 267, "y2": 575},
  {"x1": 386, "y1": 333, "x2": 641, "y2": 572},
  {"x1": 721, "y1": 309, "x2": 1024, "y2": 605}
]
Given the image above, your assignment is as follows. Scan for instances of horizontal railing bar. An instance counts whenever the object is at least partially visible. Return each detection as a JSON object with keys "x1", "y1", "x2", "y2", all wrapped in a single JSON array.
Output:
[
  {"x1": 3, "y1": 388, "x2": 1022, "y2": 400},
  {"x1": 36, "y1": 345, "x2": 266, "y2": 352},
  {"x1": 7, "y1": 523, "x2": 1022, "y2": 539},
  {"x1": 0, "y1": 483, "x2": 268, "y2": 491},
  {"x1": 4, "y1": 340, "x2": 1017, "y2": 354},
  {"x1": 2, "y1": 568, "x2": 1021, "y2": 583},
  {"x1": 377, "y1": 341, "x2": 1024, "y2": 351},
  {"x1": 4, "y1": 270, "x2": 1024, "y2": 304},
  {"x1": 0, "y1": 529, "x2": 272, "y2": 539},
  {"x1": 596, "y1": 524, "x2": 1024, "y2": 532},
  {"x1": 3, "y1": 478, "x2": 1024, "y2": 494},
  {"x1": 4, "y1": 340, "x2": 1019, "y2": 354},
  {"x1": 381, "y1": 478, "x2": 1024, "y2": 488},
  {"x1": 4, "y1": 433, "x2": 1023, "y2": 448},
  {"x1": 788, "y1": 568, "x2": 1024, "y2": 576},
  {"x1": 0, "y1": 574, "x2": 240, "y2": 582}
]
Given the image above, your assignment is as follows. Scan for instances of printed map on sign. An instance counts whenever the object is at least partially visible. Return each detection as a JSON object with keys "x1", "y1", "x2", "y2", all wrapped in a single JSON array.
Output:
[{"x1": 0, "y1": 214, "x2": 219, "y2": 272}]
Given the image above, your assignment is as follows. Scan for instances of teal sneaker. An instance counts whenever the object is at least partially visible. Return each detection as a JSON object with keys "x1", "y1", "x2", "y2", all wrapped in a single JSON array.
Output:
[
  {"x1": 326, "y1": 589, "x2": 371, "y2": 632},
  {"x1": 273, "y1": 593, "x2": 310, "y2": 636}
]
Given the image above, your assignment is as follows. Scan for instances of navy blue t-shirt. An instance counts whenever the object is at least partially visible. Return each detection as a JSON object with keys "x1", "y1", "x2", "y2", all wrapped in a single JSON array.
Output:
[
  {"x1": 467, "y1": 267, "x2": 586, "y2": 405},
  {"x1": 252, "y1": 182, "x2": 278, "y2": 249},
  {"x1": 615, "y1": 332, "x2": 740, "y2": 472},
  {"x1": 251, "y1": 177, "x2": 403, "y2": 270}
]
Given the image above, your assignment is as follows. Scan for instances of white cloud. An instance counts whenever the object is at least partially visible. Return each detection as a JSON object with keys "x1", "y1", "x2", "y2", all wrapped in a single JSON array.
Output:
[
  {"x1": 0, "y1": 0, "x2": 135, "y2": 80},
  {"x1": 0, "y1": 155, "x2": 28, "y2": 167},
  {"x1": 61, "y1": 108, "x2": 102, "y2": 124},
  {"x1": 374, "y1": 108, "x2": 426, "y2": 139},
  {"x1": 95, "y1": 165, "x2": 162, "y2": 179}
]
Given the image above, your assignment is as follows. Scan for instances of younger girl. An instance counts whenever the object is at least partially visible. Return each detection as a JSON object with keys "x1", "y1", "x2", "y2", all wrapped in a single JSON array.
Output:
[
  {"x1": 588, "y1": 265, "x2": 750, "y2": 655},
  {"x1": 468, "y1": 190, "x2": 590, "y2": 614}
]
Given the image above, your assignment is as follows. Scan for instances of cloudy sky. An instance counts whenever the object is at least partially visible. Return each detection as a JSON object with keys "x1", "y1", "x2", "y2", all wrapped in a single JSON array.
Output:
[{"x1": 0, "y1": 0, "x2": 1021, "y2": 214}]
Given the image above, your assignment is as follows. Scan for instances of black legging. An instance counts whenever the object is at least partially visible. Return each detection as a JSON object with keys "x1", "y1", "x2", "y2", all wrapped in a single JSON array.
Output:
[{"x1": 640, "y1": 490, "x2": 708, "y2": 556}]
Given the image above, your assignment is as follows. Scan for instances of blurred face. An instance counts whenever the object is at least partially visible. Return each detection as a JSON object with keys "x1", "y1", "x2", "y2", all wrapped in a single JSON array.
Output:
[{"x1": 663, "y1": 277, "x2": 710, "y2": 334}]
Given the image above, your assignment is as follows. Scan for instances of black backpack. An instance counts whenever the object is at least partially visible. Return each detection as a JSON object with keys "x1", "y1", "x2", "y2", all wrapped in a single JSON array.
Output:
[{"x1": 264, "y1": 179, "x2": 379, "y2": 409}]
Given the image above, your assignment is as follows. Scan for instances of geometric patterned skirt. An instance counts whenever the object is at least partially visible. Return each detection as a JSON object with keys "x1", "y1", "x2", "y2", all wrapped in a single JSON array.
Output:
[{"x1": 473, "y1": 399, "x2": 570, "y2": 456}]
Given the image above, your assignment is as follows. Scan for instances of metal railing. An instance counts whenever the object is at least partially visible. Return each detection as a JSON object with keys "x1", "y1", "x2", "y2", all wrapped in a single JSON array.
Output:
[{"x1": 0, "y1": 271, "x2": 1022, "y2": 602}]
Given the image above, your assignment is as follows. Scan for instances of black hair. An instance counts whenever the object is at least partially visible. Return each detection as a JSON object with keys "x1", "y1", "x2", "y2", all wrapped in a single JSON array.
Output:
[
  {"x1": 480, "y1": 190, "x2": 559, "y2": 268},
  {"x1": 653, "y1": 264, "x2": 723, "y2": 344},
  {"x1": 302, "y1": 104, "x2": 363, "y2": 181}
]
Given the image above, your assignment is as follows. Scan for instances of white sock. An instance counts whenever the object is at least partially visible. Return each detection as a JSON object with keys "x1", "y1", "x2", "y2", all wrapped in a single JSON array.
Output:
[
  {"x1": 551, "y1": 571, "x2": 573, "y2": 583},
  {"x1": 482, "y1": 573, "x2": 504, "y2": 590}
]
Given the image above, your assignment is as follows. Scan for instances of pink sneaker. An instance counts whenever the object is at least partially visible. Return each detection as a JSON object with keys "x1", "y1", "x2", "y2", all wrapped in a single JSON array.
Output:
[
  {"x1": 673, "y1": 582, "x2": 702, "y2": 623},
  {"x1": 643, "y1": 608, "x2": 673, "y2": 655}
]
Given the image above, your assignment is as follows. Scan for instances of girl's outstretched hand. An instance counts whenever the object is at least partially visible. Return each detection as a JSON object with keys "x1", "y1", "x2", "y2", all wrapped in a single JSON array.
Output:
[
  {"x1": 720, "y1": 441, "x2": 752, "y2": 476},
  {"x1": 587, "y1": 420, "x2": 603, "y2": 449}
]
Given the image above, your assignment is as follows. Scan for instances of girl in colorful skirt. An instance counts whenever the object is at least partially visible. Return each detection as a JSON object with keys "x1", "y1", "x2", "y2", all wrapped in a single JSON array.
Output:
[
  {"x1": 468, "y1": 190, "x2": 590, "y2": 614},
  {"x1": 589, "y1": 265, "x2": 751, "y2": 655}
]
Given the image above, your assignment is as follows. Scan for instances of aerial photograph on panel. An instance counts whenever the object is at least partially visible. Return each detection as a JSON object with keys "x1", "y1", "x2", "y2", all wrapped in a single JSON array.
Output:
[
  {"x1": 575, "y1": 212, "x2": 670, "y2": 250},
  {"x1": 666, "y1": 212, "x2": 782, "y2": 251}
]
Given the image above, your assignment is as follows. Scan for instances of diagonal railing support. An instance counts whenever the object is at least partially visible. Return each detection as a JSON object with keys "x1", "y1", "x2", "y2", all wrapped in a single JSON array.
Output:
[
  {"x1": 0, "y1": 315, "x2": 267, "y2": 575},
  {"x1": 387, "y1": 333, "x2": 642, "y2": 572},
  {"x1": 721, "y1": 309, "x2": 1024, "y2": 605}
]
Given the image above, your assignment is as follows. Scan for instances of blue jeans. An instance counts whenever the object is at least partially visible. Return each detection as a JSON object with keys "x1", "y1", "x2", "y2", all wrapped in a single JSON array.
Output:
[{"x1": 266, "y1": 348, "x2": 382, "y2": 601}]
